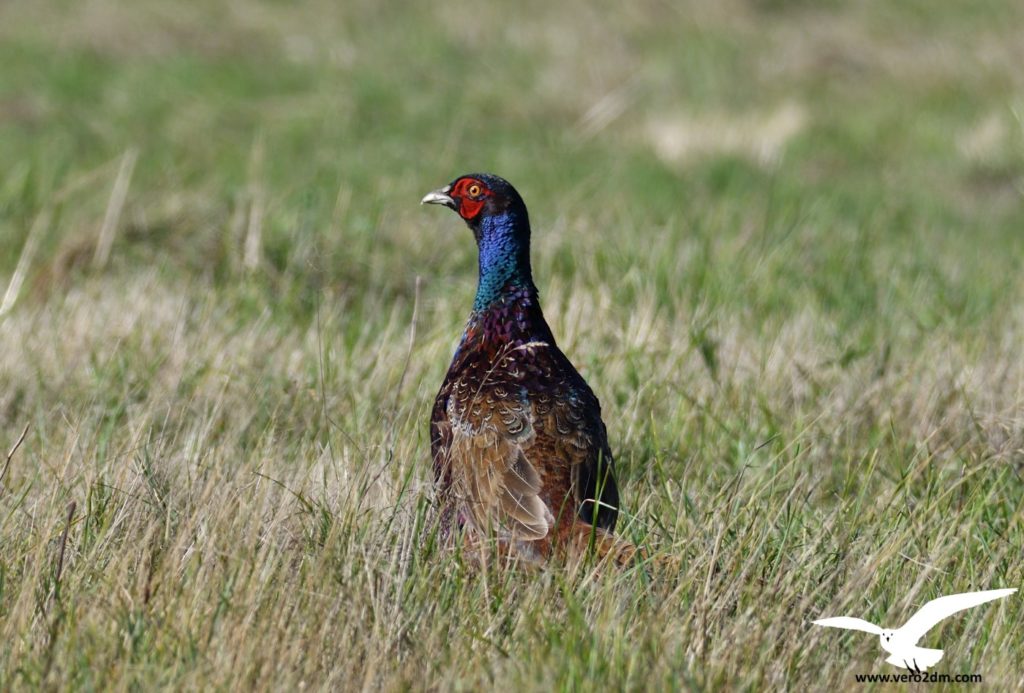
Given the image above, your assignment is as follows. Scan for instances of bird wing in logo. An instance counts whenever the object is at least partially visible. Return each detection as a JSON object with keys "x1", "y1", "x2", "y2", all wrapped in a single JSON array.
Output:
[
  {"x1": 897, "y1": 588, "x2": 1018, "y2": 644},
  {"x1": 812, "y1": 617, "x2": 884, "y2": 635}
]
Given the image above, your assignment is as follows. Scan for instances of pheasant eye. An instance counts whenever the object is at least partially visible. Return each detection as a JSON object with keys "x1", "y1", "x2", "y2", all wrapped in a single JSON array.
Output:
[{"x1": 467, "y1": 184, "x2": 481, "y2": 197}]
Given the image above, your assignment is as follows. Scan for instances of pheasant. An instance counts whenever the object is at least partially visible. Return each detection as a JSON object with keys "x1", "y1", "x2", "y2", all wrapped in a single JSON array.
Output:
[{"x1": 422, "y1": 173, "x2": 633, "y2": 566}]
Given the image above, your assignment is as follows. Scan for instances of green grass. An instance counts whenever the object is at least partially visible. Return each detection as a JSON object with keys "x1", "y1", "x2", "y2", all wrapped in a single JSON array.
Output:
[{"x1": 1, "y1": 0, "x2": 1023, "y2": 689}]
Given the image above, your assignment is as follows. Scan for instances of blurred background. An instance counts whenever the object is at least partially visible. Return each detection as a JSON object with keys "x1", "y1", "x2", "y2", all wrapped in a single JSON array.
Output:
[
  {"x1": 1, "y1": 1, "x2": 1023, "y2": 688},
  {"x1": 2, "y1": 0, "x2": 1021, "y2": 329}
]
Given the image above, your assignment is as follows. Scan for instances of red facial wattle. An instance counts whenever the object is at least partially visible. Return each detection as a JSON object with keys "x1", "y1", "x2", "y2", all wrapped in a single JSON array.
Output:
[
  {"x1": 459, "y1": 197, "x2": 485, "y2": 220},
  {"x1": 452, "y1": 178, "x2": 490, "y2": 220}
]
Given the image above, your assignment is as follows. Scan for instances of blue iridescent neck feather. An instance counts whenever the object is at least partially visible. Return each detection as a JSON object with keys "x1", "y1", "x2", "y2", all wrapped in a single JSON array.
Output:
[{"x1": 472, "y1": 208, "x2": 535, "y2": 311}]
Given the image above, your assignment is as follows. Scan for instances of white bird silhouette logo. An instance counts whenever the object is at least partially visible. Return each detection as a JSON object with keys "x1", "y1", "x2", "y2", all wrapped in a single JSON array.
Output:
[{"x1": 813, "y1": 588, "x2": 1016, "y2": 672}]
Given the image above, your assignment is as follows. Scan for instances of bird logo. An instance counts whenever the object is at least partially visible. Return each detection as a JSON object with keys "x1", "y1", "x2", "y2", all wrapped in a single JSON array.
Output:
[{"x1": 813, "y1": 588, "x2": 1016, "y2": 672}]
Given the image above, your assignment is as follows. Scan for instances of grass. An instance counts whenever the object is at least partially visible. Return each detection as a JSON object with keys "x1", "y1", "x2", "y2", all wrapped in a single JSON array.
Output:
[{"x1": 1, "y1": 0, "x2": 1023, "y2": 689}]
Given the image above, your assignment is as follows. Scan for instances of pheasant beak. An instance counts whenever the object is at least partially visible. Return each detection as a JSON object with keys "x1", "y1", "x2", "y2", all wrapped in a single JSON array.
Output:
[{"x1": 420, "y1": 185, "x2": 456, "y2": 210}]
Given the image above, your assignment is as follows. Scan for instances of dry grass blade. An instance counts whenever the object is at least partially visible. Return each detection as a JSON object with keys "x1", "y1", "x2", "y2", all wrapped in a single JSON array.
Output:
[
  {"x1": 0, "y1": 209, "x2": 50, "y2": 317},
  {"x1": 244, "y1": 134, "x2": 265, "y2": 271},
  {"x1": 42, "y1": 501, "x2": 77, "y2": 619},
  {"x1": 92, "y1": 147, "x2": 139, "y2": 269},
  {"x1": 0, "y1": 422, "x2": 30, "y2": 492},
  {"x1": 54, "y1": 502, "x2": 76, "y2": 591},
  {"x1": 393, "y1": 275, "x2": 422, "y2": 408}
]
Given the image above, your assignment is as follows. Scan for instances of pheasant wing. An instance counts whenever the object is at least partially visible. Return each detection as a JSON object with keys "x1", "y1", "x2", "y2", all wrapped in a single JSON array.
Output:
[
  {"x1": 531, "y1": 383, "x2": 619, "y2": 531},
  {"x1": 445, "y1": 381, "x2": 552, "y2": 540}
]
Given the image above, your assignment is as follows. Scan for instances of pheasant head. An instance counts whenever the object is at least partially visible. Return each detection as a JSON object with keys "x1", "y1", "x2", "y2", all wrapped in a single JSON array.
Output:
[{"x1": 422, "y1": 173, "x2": 536, "y2": 312}]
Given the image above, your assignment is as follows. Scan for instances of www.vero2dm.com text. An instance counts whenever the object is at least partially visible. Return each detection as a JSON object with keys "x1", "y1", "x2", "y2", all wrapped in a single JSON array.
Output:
[{"x1": 854, "y1": 672, "x2": 982, "y2": 684}]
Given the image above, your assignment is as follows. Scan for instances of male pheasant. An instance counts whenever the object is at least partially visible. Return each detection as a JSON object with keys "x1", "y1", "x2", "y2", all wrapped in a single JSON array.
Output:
[{"x1": 422, "y1": 173, "x2": 632, "y2": 565}]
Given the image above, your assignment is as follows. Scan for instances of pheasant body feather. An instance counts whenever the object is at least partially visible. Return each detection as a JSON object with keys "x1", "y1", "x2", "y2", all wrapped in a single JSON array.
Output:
[{"x1": 424, "y1": 173, "x2": 624, "y2": 564}]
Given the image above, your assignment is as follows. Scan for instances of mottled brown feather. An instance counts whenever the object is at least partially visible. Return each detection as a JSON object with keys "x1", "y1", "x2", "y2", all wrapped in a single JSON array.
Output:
[{"x1": 433, "y1": 340, "x2": 621, "y2": 561}]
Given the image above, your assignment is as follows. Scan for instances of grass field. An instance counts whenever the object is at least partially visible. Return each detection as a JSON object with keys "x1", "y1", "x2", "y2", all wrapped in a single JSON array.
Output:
[{"x1": 2, "y1": 0, "x2": 1023, "y2": 689}]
